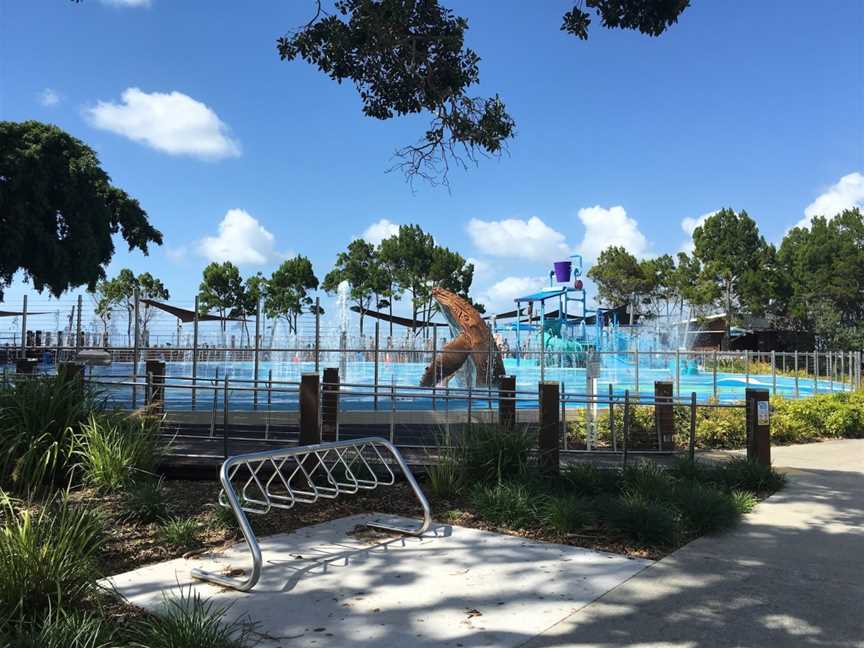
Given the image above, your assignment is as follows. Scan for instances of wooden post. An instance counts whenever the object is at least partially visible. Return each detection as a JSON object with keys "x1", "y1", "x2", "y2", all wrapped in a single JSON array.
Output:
[
  {"x1": 299, "y1": 372, "x2": 321, "y2": 445},
  {"x1": 538, "y1": 381, "x2": 560, "y2": 476},
  {"x1": 654, "y1": 380, "x2": 675, "y2": 451},
  {"x1": 58, "y1": 361, "x2": 84, "y2": 383},
  {"x1": 145, "y1": 360, "x2": 166, "y2": 414},
  {"x1": 745, "y1": 388, "x2": 771, "y2": 467},
  {"x1": 321, "y1": 367, "x2": 339, "y2": 442},
  {"x1": 499, "y1": 375, "x2": 516, "y2": 428}
]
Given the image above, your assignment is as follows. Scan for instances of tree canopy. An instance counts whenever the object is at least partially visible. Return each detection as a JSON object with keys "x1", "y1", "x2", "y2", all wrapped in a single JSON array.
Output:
[
  {"x1": 377, "y1": 223, "x2": 474, "y2": 332},
  {"x1": 90, "y1": 269, "x2": 169, "y2": 344},
  {"x1": 322, "y1": 238, "x2": 388, "y2": 335},
  {"x1": 278, "y1": 0, "x2": 689, "y2": 185},
  {"x1": 264, "y1": 255, "x2": 320, "y2": 334},
  {"x1": 691, "y1": 208, "x2": 774, "y2": 347},
  {"x1": 198, "y1": 262, "x2": 245, "y2": 332},
  {"x1": 0, "y1": 121, "x2": 162, "y2": 300}
]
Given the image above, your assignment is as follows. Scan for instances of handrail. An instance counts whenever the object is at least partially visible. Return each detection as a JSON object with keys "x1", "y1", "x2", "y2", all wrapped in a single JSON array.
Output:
[{"x1": 190, "y1": 436, "x2": 431, "y2": 592}]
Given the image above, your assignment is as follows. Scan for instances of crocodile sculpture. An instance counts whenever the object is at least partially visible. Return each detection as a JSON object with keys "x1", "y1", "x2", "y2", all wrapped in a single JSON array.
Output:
[{"x1": 420, "y1": 287, "x2": 505, "y2": 388}]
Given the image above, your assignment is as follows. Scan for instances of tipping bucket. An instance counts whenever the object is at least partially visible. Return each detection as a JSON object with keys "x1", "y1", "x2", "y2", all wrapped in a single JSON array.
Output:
[{"x1": 553, "y1": 260, "x2": 572, "y2": 283}]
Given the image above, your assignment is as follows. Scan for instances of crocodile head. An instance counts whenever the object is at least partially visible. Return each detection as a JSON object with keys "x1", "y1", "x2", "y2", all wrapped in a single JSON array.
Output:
[{"x1": 432, "y1": 287, "x2": 480, "y2": 336}]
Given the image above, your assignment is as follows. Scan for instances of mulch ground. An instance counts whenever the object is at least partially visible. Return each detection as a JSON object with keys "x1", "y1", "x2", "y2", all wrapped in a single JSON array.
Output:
[{"x1": 66, "y1": 478, "x2": 662, "y2": 578}]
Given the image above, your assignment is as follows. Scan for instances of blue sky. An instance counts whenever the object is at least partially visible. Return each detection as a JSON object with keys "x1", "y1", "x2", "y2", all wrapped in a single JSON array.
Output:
[{"x1": 1, "y1": 0, "x2": 863, "y2": 321}]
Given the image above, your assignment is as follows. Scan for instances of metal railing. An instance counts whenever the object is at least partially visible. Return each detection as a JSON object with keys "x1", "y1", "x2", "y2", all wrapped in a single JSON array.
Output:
[{"x1": 190, "y1": 437, "x2": 431, "y2": 592}]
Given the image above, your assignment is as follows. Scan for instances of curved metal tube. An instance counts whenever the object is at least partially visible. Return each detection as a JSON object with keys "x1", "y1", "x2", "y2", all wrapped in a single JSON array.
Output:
[{"x1": 190, "y1": 437, "x2": 431, "y2": 592}]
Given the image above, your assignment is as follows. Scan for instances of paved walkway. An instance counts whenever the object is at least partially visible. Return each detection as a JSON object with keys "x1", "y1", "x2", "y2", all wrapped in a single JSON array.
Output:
[{"x1": 524, "y1": 439, "x2": 864, "y2": 648}]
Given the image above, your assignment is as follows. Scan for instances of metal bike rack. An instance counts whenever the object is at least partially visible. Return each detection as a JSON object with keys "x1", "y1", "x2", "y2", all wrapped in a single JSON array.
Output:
[{"x1": 191, "y1": 437, "x2": 432, "y2": 592}]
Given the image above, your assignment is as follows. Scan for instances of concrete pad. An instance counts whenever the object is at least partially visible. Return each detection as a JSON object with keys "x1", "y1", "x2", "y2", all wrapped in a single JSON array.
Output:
[
  {"x1": 523, "y1": 439, "x2": 864, "y2": 648},
  {"x1": 107, "y1": 514, "x2": 651, "y2": 647}
]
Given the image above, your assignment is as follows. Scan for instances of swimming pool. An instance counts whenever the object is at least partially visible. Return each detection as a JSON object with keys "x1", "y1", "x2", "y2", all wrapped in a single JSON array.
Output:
[{"x1": 87, "y1": 356, "x2": 848, "y2": 411}]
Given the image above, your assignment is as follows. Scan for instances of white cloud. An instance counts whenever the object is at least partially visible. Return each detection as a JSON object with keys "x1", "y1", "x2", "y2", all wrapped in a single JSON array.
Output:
[
  {"x1": 576, "y1": 205, "x2": 650, "y2": 260},
  {"x1": 796, "y1": 172, "x2": 864, "y2": 229},
  {"x1": 479, "y1": 275, "x2": 548, "y2": 312},
  {"x1": 467, "y1": 216, "x2": 570, "y2": 261},
  {"x1": 362, "y1": 218, "x2": 400, "y2": 245},
  {"x1": 85, "y1": 88, "x2": 240, "y2": 160},
  {"x1": 38, "y1": 88, "x2": 60, "y2": 107},
  {"x1": 679, "y1": 210, "x2": 718, "y2": 253},
  {"x1": 100, "y1": 0, "x2": 151, "y2": 7},
  {"x1": 466, "y1": 257, "x2": 494, "y2": 283},
  {"x1": 198, "y1": 209, "x2": 277, "y2": 265}
]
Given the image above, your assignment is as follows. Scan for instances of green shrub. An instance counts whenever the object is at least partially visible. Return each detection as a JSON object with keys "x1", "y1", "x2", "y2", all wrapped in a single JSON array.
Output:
[
  {"x1": 424, "y1": 450, "x2": 464, "y2": 499},
  {"x1": 74, "y1": 413, "x2": 161, "y2": 492},
  {"x1": 694, "y1": 406, "x2": 746, "y2": 449},
  {"x1": 717, "y1": 458, "x2": 785, "y2": 494},
  {"x1": 672, "y1": 482, "x2": 740, "y2": 536},
  {"x1": 539, "y1": 495, "x2": 594, "y2": 537},
  {"x1": 562, "y1": 463, "x2": 621, "y2": 496},
  {"x1": 121, "y1": 478, "x2": 169, "y2": 523},
  {"x1": 0, "y1": 609, "x2": 115, "y2": 648},
  {"x1": 470, "y1": 482, "x2": 537, "y2": 528},
  {"x1": 667, "y1": 457, "x2": 719, "y2": 485},
  {"x1": 459, "y1": 424, "x2": 533, "y2": 484},
  {"x1": 622, "y1": 461, "x2": 673, "y2": 503},
  {"x1": 0, "y1": 376, "x2": 96, "y2": 492},
  {"x1": 128, "y1": 588, "x2": 255, "y2": 648},
  {"x1": 0, "y1": 493, "x2": 103, "y2": 620},
  {"x1": 731, "y1": 489, "x2": 758, "y2": 514},
  {"x1": 600, "y1": 493, "x2": 678, "y2": 546},
  {"x1": 160, "y1": 516, "x2": 200, "y2": 548}
]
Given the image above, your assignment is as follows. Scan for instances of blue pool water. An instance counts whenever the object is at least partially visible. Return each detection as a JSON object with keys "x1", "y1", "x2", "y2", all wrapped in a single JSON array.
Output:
[{"x1": 88, "y1": 357, "x2": 847, "y2": 411}]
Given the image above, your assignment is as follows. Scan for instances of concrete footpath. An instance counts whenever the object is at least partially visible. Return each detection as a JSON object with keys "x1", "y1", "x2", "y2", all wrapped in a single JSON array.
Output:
[{"x1": 524, "y1": 439, "x2": 864, "y2": 648}]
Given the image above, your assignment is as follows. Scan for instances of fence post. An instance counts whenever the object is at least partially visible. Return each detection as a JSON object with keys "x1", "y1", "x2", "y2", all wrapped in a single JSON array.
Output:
[
  {"x1": 794, "y1": 350, "x2": 799, "y2": 398},
  {"x1": 145, "y1": 360, "x2": 166, "y2": 414},
  {"x1": 499, "y1": 375, "x2": 516, "y2": 428},
  {"x1": 431, "y1": 325, "x2": 438, "y2": 410},
  {"x1": 132, "y1": 288, "x2": 140, "y2": 409},
  {"x1": 322, "y1": 367, "x2": 339, "y2": 442},
  {"x1": 19, "y1": 294, "x2": 27, "y2": 360},
  {"x1": 314, "y1": 297, "x2": 320, "y2": 374},
  {"x1": 771, "y1": 350, "x2": 776, "y2": 395},
  {"x1": 813, "y1": 350, "x2": 818, "y2": 394},
  {"x1": 689, "y1": 392, "x2": 697, "y2": 461},
  {"x1": 634, "y1": 347, "x2": 640, "y2": 396},
  {"x1": 192, "y1": 295, "x2": 199, "y2": 409},
  {"x1": 712, "y1": 350, "x2": 718, "y2": 400},
  {"x1": 538, "y1": 381, "x2": 560, "y2": 476},
  {"x1": 674, "y1": 349, "x2": 680, "y2": 397},
  {"x1": 745, "y1": 388, "x2": 771, "y2": 467},
  {"x1": 299, "y1": 373, "x2": 320, "y2": 446},
  {"x1": 654, "y1": 380, "x2": 674, "y2": 451},
  {"x1": 622, "y1": 390, "x2": 630, "y2": 467},
  {"x1": 609, "y1": 383, "x2": 616, "y2": 452},
  {"x1": 223, "y1": 374, "x2": 230, "y2": 459},
  {"x1": 76, "y1": 294, "x2": 83, "y2": 352},
  {"x1": 373, "y1": 321, "x2": 380, "y2": 411},
  {"x1": 253, "y1": 297, "x2": 261, "y2": 409}
]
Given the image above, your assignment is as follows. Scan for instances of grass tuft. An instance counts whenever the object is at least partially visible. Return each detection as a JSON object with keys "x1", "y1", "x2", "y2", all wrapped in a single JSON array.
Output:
[
  {"x1": 717, "y1": 458, "x2": 786, "y2": 494},
  {"x1": 0, "y1": 609, "x2": 115, "y2": 648},
  {"x1": 73, "y1": 413, "x2": 161, "y2": 492},
  {"x1": 0, "y1": 492, "x2": 103, "y2": 620},
  {"x1": 562, "y1": 463, "x2": 621, "y2": 496},
  {"x1": 539, "y1": 495, "x2": 595, "y2": 537},
  {"x1": 470, "y1": 482, "x2": 537, "y2": 528},
  {"x1": 121, "y1": 478, "x2": 169, "y2": 523},
  {"x1": 127, "y1": 588, "x2": 255, "y2": 648},
  {"x1": 160, "y1": 516, "x2": 200, "y2": 548},
  {"x1": 673, "y1": 482, "x2": 740, "y2": 536},
  {"x1": 600, "y1": 492, "x2": 678, "y2": 546}
]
